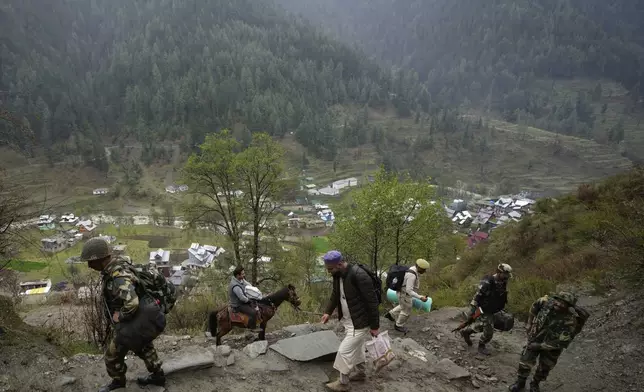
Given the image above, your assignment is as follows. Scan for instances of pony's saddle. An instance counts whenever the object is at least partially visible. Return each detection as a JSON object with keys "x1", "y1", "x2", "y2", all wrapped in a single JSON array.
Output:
[{"x1": 229, "y1": 305, "x2": 263, "y2": 326}]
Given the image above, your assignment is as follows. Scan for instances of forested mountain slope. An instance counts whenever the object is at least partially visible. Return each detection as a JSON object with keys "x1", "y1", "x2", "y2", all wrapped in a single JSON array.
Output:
[
  {"x1": 274, "y1": 0, "x2": 644, "y2": 153},
  {"x1": 0, "y1": 0, "x2": 422, "y2": 162}
]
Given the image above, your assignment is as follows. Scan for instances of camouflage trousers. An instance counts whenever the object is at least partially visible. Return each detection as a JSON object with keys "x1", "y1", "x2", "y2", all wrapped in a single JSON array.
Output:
[
  {"x1": 104, "y1": 334, "x2": 162, "y2": 381},
  {"x1": 462, "y1": 313, "x2": 495, "y2": 344},
  {"x1": 517, "y1": 346, "x2": 562, "y2": 382}
]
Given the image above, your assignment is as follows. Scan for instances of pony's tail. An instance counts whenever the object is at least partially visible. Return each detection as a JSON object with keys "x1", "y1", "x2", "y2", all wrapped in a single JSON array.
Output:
[{"x1": 208, "y1": 311, "x2": 218, "y2": 338}]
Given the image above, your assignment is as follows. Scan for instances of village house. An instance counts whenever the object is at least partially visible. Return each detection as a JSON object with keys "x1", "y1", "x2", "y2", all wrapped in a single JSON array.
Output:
[
  {"x1": 19, "y1": 279, "x2": 52, "y2": 296},
  {"x1": 318, "y1": 186, "x2": 339, "y2": 196},
  {"x1": 76, "y1": 220, "x2": 97, "y2": 238},
  {"x1": 41, "y1": 237, "x2": 67, "y2": 253},
  {"x1": 452, "y1": 210, "x2": 473, "y2": 226},
  {"x1": 165, "y1": 185, "x2": 177, "y2": 193},
  {"x1": 332, "y1": 177, "x2": 358, "y2": 190},
  {"x1": 36, "y1": 215, "x2": 56, "y2": 231},
  {"x1": 149, "y1": 248, "x2": 171, "y2": 277},
  {"x1": 93, "y1": 188, "x2": 109, "y2": 195},
  {"x1": 59, "y1": 213, "x2": 79, "y2": 224},
  {"x1": 467, "y1": 231, "x2": 489, "y2": 248},
  {"x1": 182, "y1": 243, "x2": 224, "y2": 269},
  {"x1": 112, "y1": 244, "x2": 127, "y2": 256}
]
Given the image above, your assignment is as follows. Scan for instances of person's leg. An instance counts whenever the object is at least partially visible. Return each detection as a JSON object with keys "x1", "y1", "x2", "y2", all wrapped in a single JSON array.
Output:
[
  {"x1": 99, "y1": 337, "x2": 128, "y2": 391},
  {"x1": 477, "y1": 313, "x2": 495, "y2": 355},
  {"x1": 237, "y1": 303, "x2": 257, "y2": 329},
  {"x1": 395, "y1": 294, "x2": 413, "y2": 332},
  {"x1": 509, "y1": 346, "x2": 539, "y2": 392},
  {"x1": 135, "y1": 341, "x2": 165, "y2": 386},
  {"x1": 530, "y1": 350, "x2": 562, "y2": 391}
]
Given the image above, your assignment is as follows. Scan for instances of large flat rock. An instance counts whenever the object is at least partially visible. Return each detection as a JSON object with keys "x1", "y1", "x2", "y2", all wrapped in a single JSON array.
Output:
[
  {"x1": 430, "y1": 358, "x2": 471, "y2": 380},
  {"x1": 270, "y1": 330, "x2": 341, "y2": 361},
  {"x1": 161, "y1": 349, "x2": 215, "y2": 375}
]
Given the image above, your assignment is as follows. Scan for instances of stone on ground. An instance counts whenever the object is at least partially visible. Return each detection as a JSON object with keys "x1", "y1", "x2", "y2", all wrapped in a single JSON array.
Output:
[
  {"x1": 429, "y1": 358, "x2": 471, "y2": 380},
  {"x1": 161, "y1": 349, "x2": 215, "y2": 375},
  {"x1": 242, "y1": 340, "x2": 269, "y2": 359},
  {"x1": 270, "y1": 330, "x2": 341, "y2": 361},
  {"x1": 282, "y1": 323, "x2": 328, "y2": 337}
]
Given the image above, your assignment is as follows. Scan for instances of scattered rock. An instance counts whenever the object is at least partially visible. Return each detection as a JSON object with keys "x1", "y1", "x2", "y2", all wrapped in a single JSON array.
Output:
[
  {"x1": 213, "y1": 345, "x2": 232, "y2": 357},
  {"x1": 57, "y1": 376, "x2": 76, "y2": 387},
  {"x1": 422, "y1": 327, "x2": 431, "y2": 332},
  {"x1": 282, "y1": 323, "x2": 324, "y2": 337},
  {"x1": 162, "y1": 350, "x2": 215, "y2": 375},
  {"x1": 270, "y1": 330, "x2": 340, "y2": 361},
  {"x1": 615, "y1": 300, "x2": 625, "y2": 307},
  {"x1": 430, "y1": 358, "x2": 471, "y2": 380},
  {"x1": 226, "y1": 353, "x2": 235, "y2": 366},
  {"x1": 47, "y1": 313, "x2": 53, "y2": 318},
  {"x1": 243, "y1": 340, "x2": 269, "y2": 359},
  {"x1": 471, "y1": 379, "x2": 481, "y2": 388}
]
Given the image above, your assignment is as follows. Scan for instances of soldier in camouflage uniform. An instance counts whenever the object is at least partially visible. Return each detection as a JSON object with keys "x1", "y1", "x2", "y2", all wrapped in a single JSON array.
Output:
[
  {"x1": 461, "y1": 263, "x2": 512, "y2": 355},
  {"x1": 81, "y1": 238, "x2": 165, "y2": 392},
  {"x1": 509, "y1": 292, "x2": 579, "y2": 392}
]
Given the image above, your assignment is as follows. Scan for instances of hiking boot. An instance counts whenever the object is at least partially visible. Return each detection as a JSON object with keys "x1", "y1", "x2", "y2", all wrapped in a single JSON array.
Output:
[
  {"x1": 529, "y1": 380, "x2": 541, "y2": 392},
  {"x1": 349, "y1": 372, "x2": 366, "y2": 382},
  {"x1": 508, "y1": 378, "x2": 526, "y2": 392},
  {"x1": 477, "y1": 343, "x2": 491, "y2": 356},
  {"x1": 384, "y1": 312, "x2": 394, "y2": 322},
  {"x1": 394, "y1": 325, "x2": 408, "y2": 333},
  {"x1": 98, "y1": 379, "x2": 126, "y2": 392},
  {"x1": 137, "y1": 371, "x2": 166, "y2": 387},
  {"x1": 460, "y1": 330, "x2": 473, "y2": 346},
  {"x1": 325, "y1": 380, "x2": 350, "y2": 391}
]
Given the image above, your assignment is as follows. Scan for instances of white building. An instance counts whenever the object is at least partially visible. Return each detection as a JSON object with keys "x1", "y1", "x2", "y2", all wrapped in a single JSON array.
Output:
[
  {"x1": 93, "y1": 188, "x2": 109, "y2": 195},
  {"x1": 318, "y1": 187, "x2": 339, "y2": 196},
  {"x1": 331, "y1": 177, "x2": 358, "y2": 190},
  {"x1": 182, "y1": 243, "x2": 225, "y2": 269}
]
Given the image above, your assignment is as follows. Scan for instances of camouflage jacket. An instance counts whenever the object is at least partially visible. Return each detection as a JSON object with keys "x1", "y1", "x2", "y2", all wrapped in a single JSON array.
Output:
[
  {"x1": 101, "y1": 256, "x2": 140, "y2": 323},
  {"x1": 529, "y1": 295, "x2": 578, "y2": 350}
]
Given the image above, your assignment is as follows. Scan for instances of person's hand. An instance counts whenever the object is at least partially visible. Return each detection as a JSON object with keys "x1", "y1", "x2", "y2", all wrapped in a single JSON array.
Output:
[
  {"x1": 527, "y1": 343, "x2": 542, "y2": 351},
  {"x1": 525, "y1": 323, "x2": 533, "y2": 336},
  {"x1": 370, "y1": 329, "x2": 379, "y2": 337},
  {"x1": 420, "y1": 296, "x2": 428, "y2": 302},
  {"x1": 112, "y1": 312, "x2": 119, "y2": 323},
  {"x1": 320, "y1": 313, "x2": 330, "y2": 324},
  {"x1": 468, "y1": 305, "x2": 477, "y2": 317}
]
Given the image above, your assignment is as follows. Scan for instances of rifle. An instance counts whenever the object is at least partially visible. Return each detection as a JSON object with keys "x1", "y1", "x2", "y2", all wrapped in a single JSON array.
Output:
[{"x1": 452, "y1": 306, "x2": 482, "y2": 332}]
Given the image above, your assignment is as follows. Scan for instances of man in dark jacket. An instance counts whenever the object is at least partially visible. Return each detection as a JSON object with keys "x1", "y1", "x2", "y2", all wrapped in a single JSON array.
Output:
[
  {"x1": 460, "y1": 263, "x2": 512, "y2": 355},
  {"x1": 228, "y1": 266, "x2": 261, "y2": 332},
  {"x1": 320, "y1": 251, "x2": 379, "y2": 392}
]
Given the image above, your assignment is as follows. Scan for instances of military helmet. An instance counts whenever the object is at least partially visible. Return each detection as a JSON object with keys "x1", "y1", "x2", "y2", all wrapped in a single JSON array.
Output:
[
  {"x1": 552, "y1": 291, "x2": 577, "y2": 306},
  {"x1": 80, "y1": 238, "x2": 111, "y2": 261}
]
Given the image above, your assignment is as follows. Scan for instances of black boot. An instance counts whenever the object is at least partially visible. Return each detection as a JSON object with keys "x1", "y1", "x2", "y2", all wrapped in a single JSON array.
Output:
[
  {"x1": 529, "y1": 380, "x2": 541, "y2": 392},
  {"x1": 477, "y1": 343, "x2": 490, "y2": 356},
  {"x1": 98, "y1": 379, "x2": 126, "y2": 392},
  {"x1": 137, "y1": 371, "x2": 166, "y2": 387},
  {"x1": 394, "y1": 324, "x2": 409, "y2": 333},
  {"x1": 384, "y1": 312, "x2": 395, "y2": 322},
  {"x1": 508, "y1": 378, "x2": 527, "y2": 392},
  {"x1": 460, "y1": 330, "x2": 473, "y2": 346}
]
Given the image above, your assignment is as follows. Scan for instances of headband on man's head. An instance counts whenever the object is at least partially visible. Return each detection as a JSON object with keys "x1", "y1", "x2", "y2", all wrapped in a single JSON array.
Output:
[{"x1": 323, "y1": 250, "x2": 343, "y2": 265}]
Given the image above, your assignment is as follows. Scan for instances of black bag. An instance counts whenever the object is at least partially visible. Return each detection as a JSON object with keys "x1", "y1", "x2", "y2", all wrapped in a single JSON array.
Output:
[
  {"x1": 493, "y1": 310, "x2": 515, "y2": 331},
  {"x1": 114, "y1": 296, "x2": 166, "y2": 351},
  {"x1": 351, "y1": 264, "x2": 383, "y2": 304},
  {"x1": 386, "y1": 265, "x2": 415, "y2": 291}
]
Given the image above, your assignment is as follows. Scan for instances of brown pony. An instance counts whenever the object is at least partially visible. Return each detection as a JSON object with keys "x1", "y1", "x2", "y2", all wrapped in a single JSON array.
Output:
[{"x1": 208, "y1": 284, "x2": 302, "y2": 345}]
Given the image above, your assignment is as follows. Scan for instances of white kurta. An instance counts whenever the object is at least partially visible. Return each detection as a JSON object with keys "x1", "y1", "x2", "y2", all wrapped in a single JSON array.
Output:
[{"x1": 333, "y1": 280, "x2": 369, "y2": 376}]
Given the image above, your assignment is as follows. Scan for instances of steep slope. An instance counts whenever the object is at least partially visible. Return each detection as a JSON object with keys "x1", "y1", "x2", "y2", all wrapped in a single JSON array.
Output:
[{"x1": 0, "y1": 0, "x2": 420, "y2": 160}]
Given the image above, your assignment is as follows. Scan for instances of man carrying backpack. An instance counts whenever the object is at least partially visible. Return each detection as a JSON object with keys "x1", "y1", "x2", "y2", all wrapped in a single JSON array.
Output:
[
  {"x1": 509, "y1": 291, "x2": 588, "y2": 392},
  {"x1": 384, "y1": 258, "x2": 430, "y2": 333},
  {"x1": 320, "y1": 250, "x2": 380, "y2": 392},
  {"x1": 81, "y1": 238, "x2": 166, "y2": 392},
  {"x1": 460, "y1": 263, "x2": 512, "y2": 355}
]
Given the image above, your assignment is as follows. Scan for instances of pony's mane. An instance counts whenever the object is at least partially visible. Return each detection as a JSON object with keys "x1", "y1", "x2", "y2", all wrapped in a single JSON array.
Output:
[{"x1": 260, "y1": 285, "x2": 291, "y2": 303}]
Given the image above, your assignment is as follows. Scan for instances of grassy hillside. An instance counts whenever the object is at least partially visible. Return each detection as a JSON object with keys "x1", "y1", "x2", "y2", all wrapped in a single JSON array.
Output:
[{"x1": 424, "y1": 168, "x2": 644, "y2": 318}]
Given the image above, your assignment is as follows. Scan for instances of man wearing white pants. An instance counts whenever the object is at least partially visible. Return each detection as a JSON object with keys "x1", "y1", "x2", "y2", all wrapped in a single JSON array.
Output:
[
  {"x1": 321, "y1": 251, "x2": 380, "y2": 392},
  {"x1": 385, "y1": 258, "x2": 429, "y2": 333}
]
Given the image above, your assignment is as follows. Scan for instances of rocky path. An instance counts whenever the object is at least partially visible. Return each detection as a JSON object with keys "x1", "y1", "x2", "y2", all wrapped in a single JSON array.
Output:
[{"x1": 5, "y1": 291, "x2": 643, "y2": 392}]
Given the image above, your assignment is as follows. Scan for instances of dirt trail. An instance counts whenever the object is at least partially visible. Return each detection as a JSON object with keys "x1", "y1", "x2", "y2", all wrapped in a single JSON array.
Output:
[{"x1": 4, "y1": 292, "x2": 643, "y2": 392}]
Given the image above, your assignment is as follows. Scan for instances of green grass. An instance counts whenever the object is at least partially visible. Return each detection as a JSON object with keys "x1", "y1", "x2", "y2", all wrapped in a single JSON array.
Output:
[
  {"x1": 3, "y1": 260, "x2": 48, "y2": 272},
  {"x1": 312, "y1": 236, "x2": 331, "y2": 253}
]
